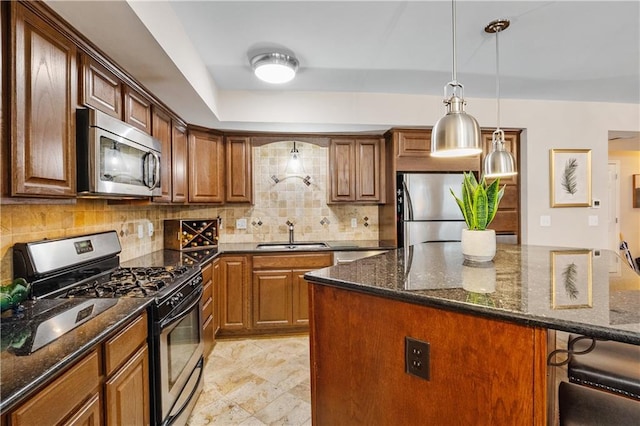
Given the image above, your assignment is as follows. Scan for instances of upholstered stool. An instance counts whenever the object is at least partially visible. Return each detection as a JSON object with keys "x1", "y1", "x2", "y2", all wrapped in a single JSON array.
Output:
[
  {"x1": 567, "y1": 335, "x2": 640, "y2": 400},
  {"x1": 559, "y1": 381, "x2": 640, "y2": 425}
]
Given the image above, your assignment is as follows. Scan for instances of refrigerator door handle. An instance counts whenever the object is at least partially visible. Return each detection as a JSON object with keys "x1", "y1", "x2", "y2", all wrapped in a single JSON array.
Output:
[{"x1": 402, "y1": 180, "x2": 414, "y2": 221}]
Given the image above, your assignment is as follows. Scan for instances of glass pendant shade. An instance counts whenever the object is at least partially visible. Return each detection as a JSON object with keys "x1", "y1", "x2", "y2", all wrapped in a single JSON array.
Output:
[
  {"x1": 284, "y1": 142, "x2": 304, "y2": 175},
  {"x1": 484, "y1": 130, "x2": 516, "y2": 177},
  {"x1": 431, "y1": 94, "x2": 482, "y2": 157}
]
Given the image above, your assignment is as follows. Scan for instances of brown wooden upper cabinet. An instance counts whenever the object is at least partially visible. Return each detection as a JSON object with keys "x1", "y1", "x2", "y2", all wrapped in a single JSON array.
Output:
[
  {"x1": 328, "y1": 138, "x2": 385, "y2": 204},
  {"x1": 188, "y1": 129, "x2": 225, "y2": 203},
  {"x1": 391, "y1": 129, "x2": 481, "y2": 172},
  {"x1": 9, "y1": 2, "x2": 77, "y2": 198},
  {"x1": 123, "y1": 85, "x2": 152, "y2": 134},
  {"x1": 80, "y1": 54, "x2": 152, "y2": 135},
  {"x1": 151, "y1": 106, "x2": 173, "y2": 203},
  {"x1": 80, "y1": 55, "x2": 122, "y2": 119},
  {"x1": 171, "y1": 120, "x2": 188, "y2": 203},
  {"x1": 225, "y1": 136, "x2": 253, "y2": 203}
]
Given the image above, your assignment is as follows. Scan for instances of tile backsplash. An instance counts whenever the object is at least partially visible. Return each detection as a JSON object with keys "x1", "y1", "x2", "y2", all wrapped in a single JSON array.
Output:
[{"x1": 0, "y1": 141, "x2": 379, "y2": 284}]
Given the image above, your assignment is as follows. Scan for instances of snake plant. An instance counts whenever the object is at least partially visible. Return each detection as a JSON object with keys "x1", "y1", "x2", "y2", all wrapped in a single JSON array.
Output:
[{"x1": 450, "y1": 172, "x2": 505, "y2": 231}]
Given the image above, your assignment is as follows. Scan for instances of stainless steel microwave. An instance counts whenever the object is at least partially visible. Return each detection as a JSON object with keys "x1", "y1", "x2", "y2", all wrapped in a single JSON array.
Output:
[{"x1": 76, "y1": 108, "x2": 162, "y2": 198}]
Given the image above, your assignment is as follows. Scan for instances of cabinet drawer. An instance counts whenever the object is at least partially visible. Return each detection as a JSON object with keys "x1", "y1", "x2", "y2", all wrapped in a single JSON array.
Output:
[
  {"x1": 202, "y1": 296, "x2": 213, "y2": 322},
  {"x1": 202, "y1": 261, "x2": 213, "y2": 284},
  {"x1": 104, "y1": 312, "x2": 147, "y2": 376},
  {"x1": 253, "y1": 253, "x2": 333, "y2": 269},
  {"x1": 11, "y1": 350, "x2": 100, "y2": 426},
  {"x1": 203, "y1": 278, "x2": 212, "y2": 301}
]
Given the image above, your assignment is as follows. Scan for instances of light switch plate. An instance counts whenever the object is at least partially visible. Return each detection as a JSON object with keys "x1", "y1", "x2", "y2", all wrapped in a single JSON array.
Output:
[
  {"x1": 540, "y1": 215, "x2": 551, "y2": 227},
  {"x1": 137, "y1": 224, "x2": 144, "y2": 239},
  {"x1": 351, "y1": 218, "x2": 357, "y2": 228},
  {"x1": 588, "y1": 215, "x2": 598, "y2": 226},
  {"x1": 236, "y1": 218, "x2": 247, "y2": 230}
]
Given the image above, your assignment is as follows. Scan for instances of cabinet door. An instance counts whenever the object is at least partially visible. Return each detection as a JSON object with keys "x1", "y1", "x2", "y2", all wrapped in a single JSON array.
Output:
[
  {"x1": 152, "y1": 106, "x2": 172, "y2": 203},
  {"x1": 329, "y1": 139, "x2": 356, "y2": 202},
  {"x1": 396, "y1": 130, "x2": 430, "y2": 159},
  {"x1": 105, "y1": 346, "x2": 150, "y2": 426},
  {"x1": 292, "y1": 269, "x2": 310, "y2": 325},
  {"x1": 123, "y1": 85, "x2": 151, "y2": 134},
  {"x1": 11, "y1": 3, "x2": 77, "y2": 197},
  {"x1": 62, "y1": 393, "x2": 101, "y2": 426},
  {"x1": 394, "y1": 129, "x2": 480, "y2": 172},
  {"x1": 171, "y1": 120, "x2": 188, "y2": 203},
  {"x1": 80, "y1": 54, "x2": 121, "y2": 118},
  {"x1": 355, "y1": 138, "x2": 383, "y2": 202},
  {"x1": 212, "y1": 258, "x2": 221, "y2": 335},
  {"x1": 220, "y1": 256, "x2": 249, "y2": 331},
  {"x1": 252, "y1": 270, "x2": 292, "y2": 328},
  {"x1": 225, "y1": 136, "x2": 253, "y2": 203},
  {"x1": 188, "y1": 129, "x2": 225, "y2": 203}
]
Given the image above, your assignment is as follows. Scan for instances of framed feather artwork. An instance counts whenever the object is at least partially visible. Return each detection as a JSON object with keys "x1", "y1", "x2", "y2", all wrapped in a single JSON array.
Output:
[
  {"x1": 550, "y1": 149, "x2": 592, "y2": 207},
  {"x1": 551, "y1": 249, "x2": 593, "y2": 309}
]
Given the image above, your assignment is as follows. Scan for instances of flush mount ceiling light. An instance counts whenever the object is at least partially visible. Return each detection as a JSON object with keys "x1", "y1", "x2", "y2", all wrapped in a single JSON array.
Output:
[
  {"x1": 251, "y1": 52, "x2": 299, "y2": 84},
  {"x1": 431, "y1": 0, "x2": 482, "y2": 158},
  {"x1": 483, "y1": 19, "x2": 517, "y2": 178}
]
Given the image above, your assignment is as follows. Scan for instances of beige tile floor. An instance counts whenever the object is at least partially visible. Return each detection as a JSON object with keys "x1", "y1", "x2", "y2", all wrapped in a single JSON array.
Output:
[{"x1": 187, "y1": 335, "x2": 311, "y2": 426}]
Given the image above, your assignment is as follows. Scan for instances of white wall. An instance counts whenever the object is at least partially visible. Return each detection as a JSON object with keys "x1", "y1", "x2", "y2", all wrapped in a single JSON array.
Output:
[{"x1": 218, "y1": 90, "x2": 640, "y2": 250}]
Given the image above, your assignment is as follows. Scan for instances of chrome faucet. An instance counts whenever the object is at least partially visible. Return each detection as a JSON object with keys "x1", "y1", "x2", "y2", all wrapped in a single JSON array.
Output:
[{"x1": 286, "y1": 220, "x2": 295, "y2": 244}]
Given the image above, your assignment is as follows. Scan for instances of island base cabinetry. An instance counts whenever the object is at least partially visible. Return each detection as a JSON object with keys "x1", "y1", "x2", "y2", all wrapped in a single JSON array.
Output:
[{"x1": 308, "y1": 284, "x2": 548, "y2": 425}]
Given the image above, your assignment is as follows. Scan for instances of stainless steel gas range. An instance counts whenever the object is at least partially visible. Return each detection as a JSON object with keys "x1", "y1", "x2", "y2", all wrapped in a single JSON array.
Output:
[{"x1": 12, "y1": 231, "x2": 204, "y2": 426}]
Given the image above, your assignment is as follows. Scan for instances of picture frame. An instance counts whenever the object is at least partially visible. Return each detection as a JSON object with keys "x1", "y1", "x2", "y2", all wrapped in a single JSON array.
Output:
[
  {"x1": 551, "y1": 250, "x2": 593, "y2": 309},
  {"x1": 550, "y1": 149, "x2": 592, "y2": 207}
]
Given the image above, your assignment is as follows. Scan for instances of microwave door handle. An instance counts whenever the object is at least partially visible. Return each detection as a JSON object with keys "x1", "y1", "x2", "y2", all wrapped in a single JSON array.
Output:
[{"x1": 143, "y1": 151, "x2": 161, "y2": 190}]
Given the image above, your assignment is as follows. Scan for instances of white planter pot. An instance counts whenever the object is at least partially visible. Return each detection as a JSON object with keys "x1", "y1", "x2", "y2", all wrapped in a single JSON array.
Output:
[{"x1": 461, "y1": 229, "x2": 496, "y2": 263}]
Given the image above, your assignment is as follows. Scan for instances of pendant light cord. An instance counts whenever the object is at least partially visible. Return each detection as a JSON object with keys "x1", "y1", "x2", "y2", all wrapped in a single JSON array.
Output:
[
  {"x1": 451, "y1": 0, "x2": 457, "y2": 84},
  {"x1": 495, "y1": 28, "x2": 501, "y2": 131}
]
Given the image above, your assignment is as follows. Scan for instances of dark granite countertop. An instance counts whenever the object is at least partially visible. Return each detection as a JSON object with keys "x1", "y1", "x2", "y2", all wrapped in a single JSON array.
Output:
[
  {"x1": 0, "y1": 298, "x2": 151, "y2": 413},
  {"x1": 121, "y1": 240, "x2": 392, "y2": 268},
  {"x1": 305, "y1": 242, "x2": 640, "y2": 345}
]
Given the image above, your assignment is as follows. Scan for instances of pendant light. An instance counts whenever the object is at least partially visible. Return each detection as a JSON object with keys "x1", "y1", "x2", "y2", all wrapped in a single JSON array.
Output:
[
  {"x1": 483, "y1": 19, "x2": 517, "y2": 178},
  {"x1": 284, "y1": 142, "x2": 304, "y2": 175},
  {"x1": 431, "y1": 0, "x2": 481, "y2": 158}
]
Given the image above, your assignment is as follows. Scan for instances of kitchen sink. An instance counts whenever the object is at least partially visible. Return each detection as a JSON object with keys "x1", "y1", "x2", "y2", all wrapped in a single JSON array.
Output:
[{"x1": 256, "y1": 242, "x2": 329, "y2": 250}]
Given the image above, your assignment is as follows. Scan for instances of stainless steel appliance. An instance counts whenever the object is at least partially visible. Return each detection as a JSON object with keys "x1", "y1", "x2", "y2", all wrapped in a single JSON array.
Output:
[
  {"x1": 397, "y1": 172, "x2": 467, "y2": 246},
  {"x1": 12, "y1": 231, "x2": 203, "y2": 426},
  {"x1": 76, "y1": 108, "x2": 162, "y2": 198}
]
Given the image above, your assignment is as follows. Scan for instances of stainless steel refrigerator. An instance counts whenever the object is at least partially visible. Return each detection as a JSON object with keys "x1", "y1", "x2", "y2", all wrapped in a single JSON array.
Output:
[{"x1": 397, "y1": 172, "x2": 467, "y2": 246}]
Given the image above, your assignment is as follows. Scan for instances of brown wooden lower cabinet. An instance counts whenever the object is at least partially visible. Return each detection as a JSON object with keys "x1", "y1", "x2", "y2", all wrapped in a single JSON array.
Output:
[
  {"x1": 219, "y1": 255, "x2": 251, "y2": 334},
  {"x1": 105, "y1": 345, "x2": 150, "y2": 426},
  {"x1": 7, "y1": 312, "x2": 150, "y2": 426},
  {"x1": 10, "y1": 350, "x2": 100, "y2": 426},
  {"x1": 251, "y1": 253, "x2": 333, "y2": 334},
  {"x1": 308, "y1": 283, "x2": 547, "y2": 425}
]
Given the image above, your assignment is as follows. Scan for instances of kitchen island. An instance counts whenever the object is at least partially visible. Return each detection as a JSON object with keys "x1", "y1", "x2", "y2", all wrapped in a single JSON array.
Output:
[{"x1": 304, "y1": 242, "x2": 639, "y2": 425}]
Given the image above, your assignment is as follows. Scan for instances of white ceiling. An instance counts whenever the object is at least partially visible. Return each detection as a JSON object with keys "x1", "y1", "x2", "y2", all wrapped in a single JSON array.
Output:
[{"x1": 46, "y1": 0, "x2": 640, "y2": 134}]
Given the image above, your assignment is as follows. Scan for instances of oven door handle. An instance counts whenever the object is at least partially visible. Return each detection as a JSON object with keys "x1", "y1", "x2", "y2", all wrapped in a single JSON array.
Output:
[
  {"x1": 158, "y1": 285, "x2": 203, "y2": 330},
  {"x1": 162, "y1": 357, "x2": 204, "y2": 426}
]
